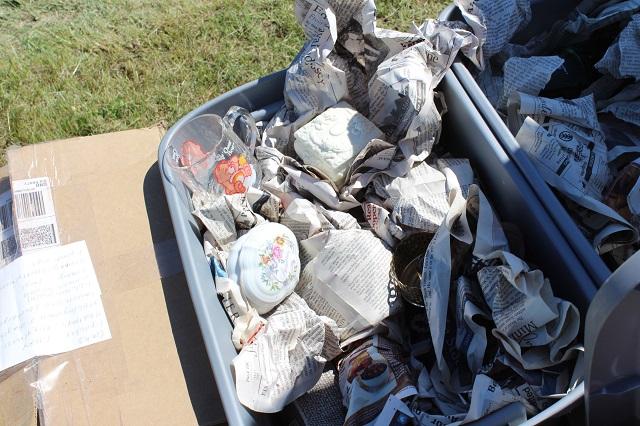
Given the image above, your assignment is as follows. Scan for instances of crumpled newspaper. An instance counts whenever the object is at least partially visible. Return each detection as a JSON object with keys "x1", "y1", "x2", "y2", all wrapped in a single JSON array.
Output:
[
  {"x1": 495, "y1": 0, "x2": 640, "y2": 61},
  {"x1": 232, "y1": 293, "x2": 342, "y2": 412},
  {"x1": 454, "y1": 0, "x2": 531, "y2": 67},
  {"x1": 508, "y1": 91, "x2": 639, "y2": 254},
  {"x1": 414, "y1": 184, "x2": 582, "y2": 421},
  {"x1": 457, "y1": 0, "x2": 640, "y2": 265},
  {"x1": 458, "y1": 0, "x2": 640, "y2": 112},
  {"x1": 374, "y1": 361, "x2": 582, "y2": 426},
  {"x1": 361, "y1": 158, "x2": 474, "y2": 246},
  {"x1": 186, "y1": 0, "x2": 590, "y2": 420},
  {"x1": 280, "y1": 197, "x2": 360, "y2": 241},
  {"x1": 191, "y1": 0, "x2": 484, "y2": 414},
  {"x1": 263, "y1": 0, "x2": 480, "y2": 193},
  {"x1": 595, "y1": 13, "x2": 640, "y2": 81},
  {"x1": 598, "y1": 81, "x2": 640, "y2": 127},
  {"x1": 296, "y1": 229, "x2": 401, "y2": 344},
  {"x1": 497, "y1": 55, "x2": 564, "y2": 109}
]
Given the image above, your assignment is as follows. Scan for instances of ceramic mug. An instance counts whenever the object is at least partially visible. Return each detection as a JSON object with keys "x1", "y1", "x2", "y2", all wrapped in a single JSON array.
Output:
[{"x1": 165, "y1": 106, "x2": 261, "y2": 197}]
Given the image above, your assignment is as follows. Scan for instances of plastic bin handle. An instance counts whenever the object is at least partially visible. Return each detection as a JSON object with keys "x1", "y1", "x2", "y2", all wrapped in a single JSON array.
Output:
[
  {"x1": 223, "y1": 106, "x2": 258, "y2": 155},
  {"x1": 584, "y1": 250, "x2": 640, "y2": 425}
]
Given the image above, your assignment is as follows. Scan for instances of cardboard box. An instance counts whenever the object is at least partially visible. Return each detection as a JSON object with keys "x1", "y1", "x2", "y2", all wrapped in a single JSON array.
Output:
[
  {"x1": 5, "y1": 128, "x2": 225, "y2": 425},
  {"x1": 0, "y1": 363, "x2": 37, "y2": 426},
  {"x1": 0, "y1": 166, "x2": 37, "y2": 426}
]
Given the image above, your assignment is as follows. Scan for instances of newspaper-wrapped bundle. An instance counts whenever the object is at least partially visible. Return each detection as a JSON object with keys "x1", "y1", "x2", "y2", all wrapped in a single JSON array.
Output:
[
  {"x1": 367, "y1": 43, "x2": 443, "y2": 153},
  {"x1": 280, "y1": 197, "x2": 361, "y2": 241},
  {"x1": 351, "y1": 158, "x2": 474, "y2": 246},
  {"x1": 280, "y1": 0, "x2": 426, "y2": 139},
  {"x1": 296, "y1": 229, "x2": 402, "y2": 344},
  {"x1": 413, "y1": 19, "x2": 482, "y2": 69},
  {"x1": 232, "y1": 293, "x2": 342, "y2": 412},
  {"x1": 285, "y1": 0, "x2": 351, "y2": 118},
  {"x1": 193, "y1": 193, "x2": 238, "y2": 253},
  {"x1": 263, "y1": 0, "x2": 482, "y2": 204},
  {"x1": 370, "y1": 162, "x2": 449, "y2": 234},
  {"x1": 366, "y1": 20, "x2": 479, "y2": 149}
]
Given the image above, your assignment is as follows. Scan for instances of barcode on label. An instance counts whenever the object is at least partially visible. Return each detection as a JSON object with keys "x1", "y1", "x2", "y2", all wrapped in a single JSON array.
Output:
[
  {"x1": 12, "y1": 177, "x2": 60, "y2": 252},
  {"x1": 20, "y1": 224, "x2": 58, "y2": 249},
  {"x1": 0, "y1": 200, "x2": 12, "y2": 231},
  {"x1": 15, "y1": 191, "x2": 46, "y2": 219}
]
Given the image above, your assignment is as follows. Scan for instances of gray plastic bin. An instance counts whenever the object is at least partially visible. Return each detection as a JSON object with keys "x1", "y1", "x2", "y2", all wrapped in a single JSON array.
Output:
[
  {"x1": 438, "y1": 3, "x2": 612, "y2": 286},
  {"x1": 158, "y1": 69, "x2": 597, "y2": 425}
]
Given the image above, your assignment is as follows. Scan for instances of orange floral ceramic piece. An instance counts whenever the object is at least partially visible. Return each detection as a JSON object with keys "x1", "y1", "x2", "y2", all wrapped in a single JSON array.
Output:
[
  {"x1": 179, "y1": 140, "x2": 207, "y2": 167},
  {"x1": 213, "y1": 154, "x2": 254, "y2": 195}
]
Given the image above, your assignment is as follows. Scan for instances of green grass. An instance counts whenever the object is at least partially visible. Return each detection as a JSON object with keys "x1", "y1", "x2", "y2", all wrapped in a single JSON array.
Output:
[{"x1": 0, "y1": 0, "x2": 448, "y2": 164}]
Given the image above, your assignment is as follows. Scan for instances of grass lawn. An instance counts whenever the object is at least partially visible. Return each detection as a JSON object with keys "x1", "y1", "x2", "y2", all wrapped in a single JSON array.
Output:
[{"x1": 0, "y1": 0, "x2": 449, "y2": 164}]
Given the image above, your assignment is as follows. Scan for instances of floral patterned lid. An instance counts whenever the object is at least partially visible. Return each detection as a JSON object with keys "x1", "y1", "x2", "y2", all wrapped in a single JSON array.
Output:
[{"x1": 227, "y1": 222, "x2": 300, "y2": 314}]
